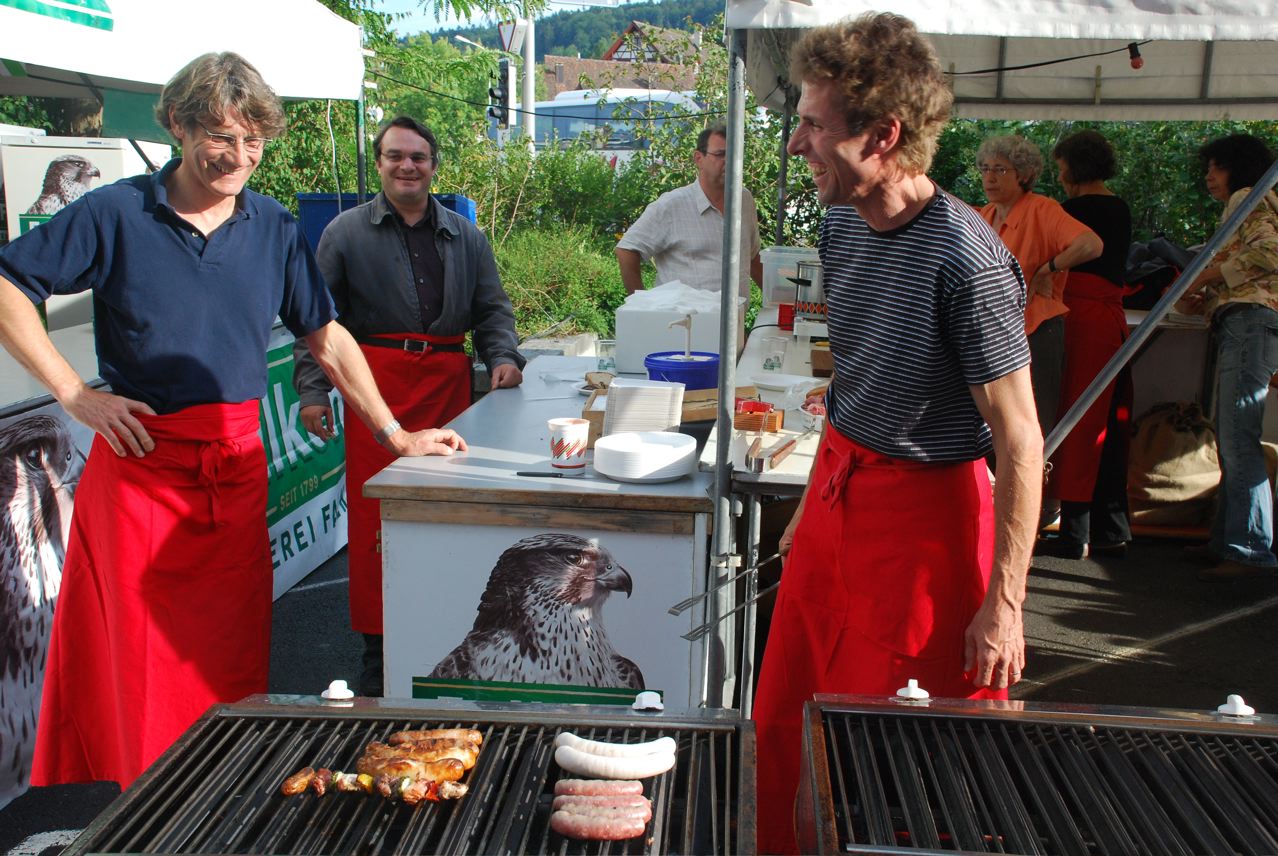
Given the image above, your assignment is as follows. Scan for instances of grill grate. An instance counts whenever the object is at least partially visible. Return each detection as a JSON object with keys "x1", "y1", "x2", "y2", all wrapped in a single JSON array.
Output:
[
  {"x1": 804, "y1": 698, "x2": 1278, "y2": 855},
  {"x1": 67, "y1": 699, "x2": 753, "y2": 855}
]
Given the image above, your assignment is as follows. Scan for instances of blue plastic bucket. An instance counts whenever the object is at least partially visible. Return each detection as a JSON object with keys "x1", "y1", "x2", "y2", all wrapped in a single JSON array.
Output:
[{"x1": 644, "y1": 351, "x2": 720, "y2": 391}]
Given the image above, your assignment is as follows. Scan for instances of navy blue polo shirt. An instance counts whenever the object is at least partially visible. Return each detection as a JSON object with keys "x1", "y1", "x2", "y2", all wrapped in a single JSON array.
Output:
[{"x1": 0, "y1": 159, "x2": 335, "y2": 413}]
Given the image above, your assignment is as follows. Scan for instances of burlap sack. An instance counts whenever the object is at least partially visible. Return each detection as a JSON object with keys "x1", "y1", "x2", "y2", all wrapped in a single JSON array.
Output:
[{"x1": 1127, "y1": 402, "x2": 1219, "y2": 526}]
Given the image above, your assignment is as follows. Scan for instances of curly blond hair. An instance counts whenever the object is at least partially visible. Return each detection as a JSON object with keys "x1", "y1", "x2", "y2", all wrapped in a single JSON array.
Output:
[
  {"x1": 789, "y1": 13, "x2": 952, "y2": 175},
  {"x1": 156, "y1": 52, "x2": 286, "y2": 142}
]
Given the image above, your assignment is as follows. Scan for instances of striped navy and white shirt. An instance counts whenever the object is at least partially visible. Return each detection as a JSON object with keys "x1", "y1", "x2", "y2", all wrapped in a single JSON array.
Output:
[{"x1": 821, "y1": 190, "x2": 1031, "y2": 462}]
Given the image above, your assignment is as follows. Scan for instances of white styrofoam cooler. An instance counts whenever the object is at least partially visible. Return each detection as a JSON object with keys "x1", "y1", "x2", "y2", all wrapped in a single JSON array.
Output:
[{"x1": 615, "y1": 307, "x2": 725, "y2": 374}]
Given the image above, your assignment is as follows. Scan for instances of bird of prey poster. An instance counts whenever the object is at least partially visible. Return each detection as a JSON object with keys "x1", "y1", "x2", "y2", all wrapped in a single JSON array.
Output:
[
  {"x1": 383, "y1": 521, "x2": 710, "y2": 708},
  {"x1": 0, "y1": 407, "x2": 92, "y2": 811}
]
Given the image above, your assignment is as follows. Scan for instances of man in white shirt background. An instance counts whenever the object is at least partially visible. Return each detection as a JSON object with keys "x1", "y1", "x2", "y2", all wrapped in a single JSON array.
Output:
[{"x1": 616, "y1": 123, "x2": 764, "y2": 297}]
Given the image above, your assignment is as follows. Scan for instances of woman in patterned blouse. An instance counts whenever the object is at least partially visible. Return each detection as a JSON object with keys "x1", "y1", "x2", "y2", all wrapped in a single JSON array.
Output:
[{"x1": 1179, "y1": 134, "x2": 1278, "y2": 580}]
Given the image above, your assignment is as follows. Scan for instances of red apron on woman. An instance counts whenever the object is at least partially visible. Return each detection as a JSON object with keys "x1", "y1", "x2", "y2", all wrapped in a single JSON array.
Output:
[
  {"x1": 1052, "y1": 271, "x2": 1132, "y2": 502},
  {"x1": 752, "y1": 427, "x2": 1005, "y2": 855},
  {"x1": 32, "y1": 402, "x2": 268, "y2": 789},
  {"x1": 344, "y1": 332, "x2": 472, "y2": 634}
]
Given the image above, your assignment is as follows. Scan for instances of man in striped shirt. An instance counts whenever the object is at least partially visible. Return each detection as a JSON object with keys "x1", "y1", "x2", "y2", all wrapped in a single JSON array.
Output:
[{"x1": 752, "y1": 14, "x2": 1043, "y2": 854}]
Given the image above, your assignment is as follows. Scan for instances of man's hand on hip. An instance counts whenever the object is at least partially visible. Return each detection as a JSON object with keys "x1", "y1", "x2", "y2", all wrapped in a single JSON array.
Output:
[{"x1": 64, "y1": 385, "x2": 156, "y2": 457}]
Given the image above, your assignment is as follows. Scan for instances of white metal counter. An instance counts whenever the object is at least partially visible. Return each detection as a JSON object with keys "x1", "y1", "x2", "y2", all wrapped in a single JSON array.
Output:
[{"x1": 365, "y1": 356, "x2": 725, "y2": 708}]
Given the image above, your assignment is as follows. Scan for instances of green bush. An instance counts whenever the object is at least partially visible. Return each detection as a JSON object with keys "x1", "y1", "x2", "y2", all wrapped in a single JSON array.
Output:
[{"x1": 494, "y1": 225, "x2": 629, "y2": 338}]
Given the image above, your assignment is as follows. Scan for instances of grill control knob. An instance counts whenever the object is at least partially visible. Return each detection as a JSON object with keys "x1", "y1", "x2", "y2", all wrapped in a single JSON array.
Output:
[
  {"x1": 322, "y1": 679, "x2": 355, "y2": 703},
  {"x1": 633, "y1": 690, "x2": 665, "y2": 711},
  {"x1": 895, "y1": 679, "x2": 930, "y2": 702},
  {"x1": 1217, "y1": 694, "x2": 1256, "y2": 717}
]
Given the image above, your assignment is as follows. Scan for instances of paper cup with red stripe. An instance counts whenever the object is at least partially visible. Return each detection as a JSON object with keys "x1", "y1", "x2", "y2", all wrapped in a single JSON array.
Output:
[{"x1": 548, "y1": 417, "x2": 590, "y2": 469}]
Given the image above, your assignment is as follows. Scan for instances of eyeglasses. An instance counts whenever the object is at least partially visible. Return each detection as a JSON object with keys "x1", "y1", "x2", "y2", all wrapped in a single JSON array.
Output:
[
  {"x1": 380, "y1": 151, "x2": 435, "y2": 165},
  {"x1": 198, "y1": 123, "x2": 271, "y2": 153},
  {"x1": 700, "y1": 149, "x2": 727, "y2": 159},
  {"x1": 976, "y1": 163, "x2": 1012, "y2": 177}
]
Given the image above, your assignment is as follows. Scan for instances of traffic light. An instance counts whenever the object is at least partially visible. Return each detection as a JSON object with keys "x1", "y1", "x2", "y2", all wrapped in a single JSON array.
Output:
[{"x1": 488, "y1": 58, "x2": 510, "y2": 129}]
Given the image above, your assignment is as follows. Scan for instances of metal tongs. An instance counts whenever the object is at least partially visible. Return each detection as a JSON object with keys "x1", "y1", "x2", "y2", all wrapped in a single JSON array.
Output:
[
  {"x1": 682, "y1": 581, "x2": 781, "y2": 641},
  {"x1": 667, "y1": 551, "x2": 784, "y2": 615}
]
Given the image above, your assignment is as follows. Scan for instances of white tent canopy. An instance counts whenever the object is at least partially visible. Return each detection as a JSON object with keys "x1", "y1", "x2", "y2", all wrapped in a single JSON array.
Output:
[
  {"x1": 727, "y1": 0, "x2": 1278, "y2": 120},
  {"x1": 0, "y1": 0, "x2": 364, "y2": 102}
]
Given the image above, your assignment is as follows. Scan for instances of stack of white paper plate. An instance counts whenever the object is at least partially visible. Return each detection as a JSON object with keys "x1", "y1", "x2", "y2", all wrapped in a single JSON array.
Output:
[{"x1": 593, "y1": 431, "x2": 696, "y2": 483}]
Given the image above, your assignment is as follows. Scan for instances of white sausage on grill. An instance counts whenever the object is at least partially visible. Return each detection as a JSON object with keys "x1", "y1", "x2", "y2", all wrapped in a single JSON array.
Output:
[
  {"x1": 553, "y1": 732, "x2": 677, "y2": 757},
  {"x1": 554, "y1": 744, "x2": 675, "y2": 779},
  {"x1": 553, "y1": 778, "x2": 644, "y2": 796}
]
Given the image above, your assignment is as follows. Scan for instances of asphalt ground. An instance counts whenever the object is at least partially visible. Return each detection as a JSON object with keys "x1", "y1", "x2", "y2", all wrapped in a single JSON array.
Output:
[{"x1": 3, "y1": 535, "x2": 1277, "y2": 854}]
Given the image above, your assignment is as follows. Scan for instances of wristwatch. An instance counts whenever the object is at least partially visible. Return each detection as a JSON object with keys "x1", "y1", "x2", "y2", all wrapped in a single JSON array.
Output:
[{"x1": 373, "y1": 418, "x2": 402, "y2": 445}]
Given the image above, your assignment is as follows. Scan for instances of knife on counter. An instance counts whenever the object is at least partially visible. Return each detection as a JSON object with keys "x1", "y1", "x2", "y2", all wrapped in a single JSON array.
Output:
[{"x1": 516, "y1": 471, "x2": 572, "y2": 478}]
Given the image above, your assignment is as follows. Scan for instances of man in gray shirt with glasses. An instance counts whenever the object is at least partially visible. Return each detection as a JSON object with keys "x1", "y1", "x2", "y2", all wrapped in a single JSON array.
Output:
[
  {"x1": 616, "y1": 123, "x2": 763, "y2": 298},
  {"x1": 292, "y1": 115, "x2": 522, "y2": 697}
]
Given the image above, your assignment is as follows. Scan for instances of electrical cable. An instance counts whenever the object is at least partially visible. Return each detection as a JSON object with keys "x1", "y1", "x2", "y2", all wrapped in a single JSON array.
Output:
[
  {"x1": 369, "y1": 68, "x2": 725, "y2": 123},
  {"x1": 946, "y1": 40, "x2": 1151, "y2": 75}
]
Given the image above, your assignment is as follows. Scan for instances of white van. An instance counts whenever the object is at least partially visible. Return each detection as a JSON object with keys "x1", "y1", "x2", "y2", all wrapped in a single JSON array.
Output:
[{"x1": 492, "y1": 88, "x2": 700, "y2": 160}]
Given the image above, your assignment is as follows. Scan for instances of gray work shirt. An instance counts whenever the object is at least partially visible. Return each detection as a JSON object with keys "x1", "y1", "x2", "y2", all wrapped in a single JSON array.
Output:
[{"x1": 293, "y1": 192, "x2": 524, "y2": 408}]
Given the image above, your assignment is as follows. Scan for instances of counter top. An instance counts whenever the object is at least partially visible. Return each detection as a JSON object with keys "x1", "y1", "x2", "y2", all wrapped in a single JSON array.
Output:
[
  {"x1": 697, "y1": 307, "x2": 826, "y2": 491},
  {"x1": 365, "y1": 356, "x2": 715, "y2": 513}
]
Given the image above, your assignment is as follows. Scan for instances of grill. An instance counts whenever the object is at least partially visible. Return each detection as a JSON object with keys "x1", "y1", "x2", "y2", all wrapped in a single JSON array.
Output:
[
  {"x1": 68, "y1": 695, "x2": 754, "y2": 855},
  {"x1": 799, "y1": 694, "x2": 1278, "y2": 855}
]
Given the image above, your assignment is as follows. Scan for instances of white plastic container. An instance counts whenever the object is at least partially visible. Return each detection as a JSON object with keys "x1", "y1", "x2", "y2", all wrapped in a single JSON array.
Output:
[
  {"x1": 760, "y1": 246, "x2": 821, "y2": 307},
  {"x1": 614, "y1": 307, "x2": 723, "y2": 373}
]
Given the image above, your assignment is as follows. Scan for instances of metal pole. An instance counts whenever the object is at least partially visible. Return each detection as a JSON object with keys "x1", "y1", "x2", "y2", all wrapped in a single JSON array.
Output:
[
  {"x1": 702, "y1": 27, "x2": 748, "y2": 709},
  {"x1": 356, "y1": 92, "x2": 367, "y2": 204},
  {"x1": 523, "y1": 16, "x2": 536, "y2": 150},
  {"x1": 1045, "y1": 162, "x2": 1278, "y2": 458},
  {"x1": 775, "y1": 106, "x2": 792, "y2": 244}
]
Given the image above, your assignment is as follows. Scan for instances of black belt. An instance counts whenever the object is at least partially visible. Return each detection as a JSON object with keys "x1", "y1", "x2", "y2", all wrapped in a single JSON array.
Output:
[{"x1": 356, "y1": 336, "x2": 465, "y2": 353}]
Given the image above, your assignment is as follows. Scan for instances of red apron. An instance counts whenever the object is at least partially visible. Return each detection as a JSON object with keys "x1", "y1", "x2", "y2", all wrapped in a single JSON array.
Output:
[
  {"x1": 345, "y1": 333, "x2": 472, "y2": 634},
  {"x1": 32, "y1": 402, "x2": 268, "y2": 789},
  {"x1": 1052, "y1": 272, "x2": 1132, "y2": 502},
  {"x1": 752, "y1": 427, "x2": 1005, "y2": 855}
]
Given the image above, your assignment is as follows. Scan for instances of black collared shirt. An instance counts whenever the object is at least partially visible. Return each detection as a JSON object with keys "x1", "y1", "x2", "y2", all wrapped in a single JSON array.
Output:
[{"x1": 395, "y1": 206, "x2": 445, "y2": 330}]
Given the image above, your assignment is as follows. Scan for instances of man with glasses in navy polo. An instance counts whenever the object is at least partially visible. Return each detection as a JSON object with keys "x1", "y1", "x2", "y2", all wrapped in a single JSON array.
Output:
[{"x1": 0, "y1": 54, "x2": 465, "y2": 790}]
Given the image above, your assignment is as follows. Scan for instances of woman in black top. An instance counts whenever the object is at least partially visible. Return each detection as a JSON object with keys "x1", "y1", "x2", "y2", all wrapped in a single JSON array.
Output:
[{"x1": 1039, "y1": 130, "x2": 1134, "y2": 559}]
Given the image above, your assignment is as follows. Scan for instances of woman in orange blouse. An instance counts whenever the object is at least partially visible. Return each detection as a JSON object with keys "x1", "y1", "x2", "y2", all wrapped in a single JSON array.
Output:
[{"x1": 978, "y1": 135, "x2": 1103, "y2": 435}]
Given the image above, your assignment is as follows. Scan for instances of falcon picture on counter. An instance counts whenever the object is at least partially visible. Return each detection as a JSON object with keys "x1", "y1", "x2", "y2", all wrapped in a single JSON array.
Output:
[{"x1": 429, "y1": 533, "x2": 645, "y2": 689}]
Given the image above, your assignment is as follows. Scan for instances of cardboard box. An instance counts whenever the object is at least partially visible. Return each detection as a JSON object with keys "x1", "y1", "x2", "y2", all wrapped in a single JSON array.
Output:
[
  {"x1": 584, "y1": 386, "x2": 759, "y2": 440},
  {"x1": 614, "y1": 307, "x2": 725, "y2": 374},
  {"x1": 582, "y1": 389, "x2": 607, "y2": 448},
  {"x1": 733, "y1": 410, "x2": 785, "y2": 432},
  {"x1": 811, "y1": 346, "x2": 834, "y2": 378},
  {"x1": 681, "y1": 385, "x2": 759, "y2": 422}
]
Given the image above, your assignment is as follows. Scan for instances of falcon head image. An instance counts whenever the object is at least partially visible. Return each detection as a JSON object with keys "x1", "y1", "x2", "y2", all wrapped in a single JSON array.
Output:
[
  {"x1": 0, "y1": 415, "x2": 84, "y2": 808},
  {"x1": 25, "y1": 155, "x2": 102, "y2": 216},
  {"x1": 429, "y1": 533, "x2": 644, "y2": 690}
]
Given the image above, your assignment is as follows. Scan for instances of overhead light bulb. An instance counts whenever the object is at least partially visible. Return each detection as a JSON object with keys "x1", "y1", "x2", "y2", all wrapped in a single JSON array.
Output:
[{"x1": 1128, "y1": 43, "x2": 1144, "y2": 70}]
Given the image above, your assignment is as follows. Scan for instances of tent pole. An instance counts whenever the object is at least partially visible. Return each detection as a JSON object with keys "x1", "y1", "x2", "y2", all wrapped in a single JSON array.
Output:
[
  {"x1": 356, "y1": 92, "x2": 367, "y2": 204},
  {"x1": 1045, "y1": 161, "x2": 1278, "y2": 458},
  {"x1": 704, "y1": 26, "x2": 748, "y2": 710},
  {"x1": 775, "y1": 106, "x2": 792, "y2": 243}
]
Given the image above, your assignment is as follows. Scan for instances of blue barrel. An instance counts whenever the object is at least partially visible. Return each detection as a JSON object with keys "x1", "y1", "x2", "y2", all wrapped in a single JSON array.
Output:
[
  {"x1": 644, "y1": 351, "x2": 720, "y2": 391},
  {"x1": 297, "y1": 193, "x2": 479, "y2": 254},
  {"x1": 296, "y1": 193, "x2": 360, "y2": 253}
]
